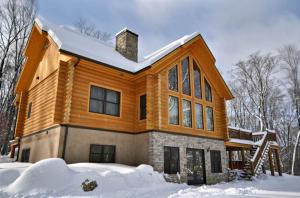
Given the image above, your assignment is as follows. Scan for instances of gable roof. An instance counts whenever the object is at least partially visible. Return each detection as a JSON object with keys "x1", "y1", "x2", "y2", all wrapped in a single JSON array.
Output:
[
  {"x1": 18, "y1": 17, "x2": 233, "y2": 100},
  {"x1": 35, "y1": 17, "x2": 199, "y2": 73}
]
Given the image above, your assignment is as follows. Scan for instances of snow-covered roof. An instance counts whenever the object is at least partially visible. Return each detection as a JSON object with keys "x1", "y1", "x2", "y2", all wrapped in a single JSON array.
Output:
[
  {"x1": 35, "y1": 17, "x2": 199, "y2": 73},
  {"x1": 228, "y1": 126, "x2": 252, "y2": 133}
]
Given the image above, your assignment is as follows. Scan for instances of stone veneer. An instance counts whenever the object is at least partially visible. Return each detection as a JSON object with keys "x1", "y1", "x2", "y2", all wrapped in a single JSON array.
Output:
[
  {"x1": 115, "y1": 29, "x2": 138, "y2": 62},
  {"x1": 148, "y1": 131, "x2": 228, "y2": 184}
]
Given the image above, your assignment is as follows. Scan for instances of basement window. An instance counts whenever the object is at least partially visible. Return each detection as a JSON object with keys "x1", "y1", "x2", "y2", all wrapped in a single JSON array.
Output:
[
  {"x1": 21, "y1": 148, "x2": 30, "y2": 162},
  {"x1": 89, "y1": 144, "x2": 115, "y2": 163}
]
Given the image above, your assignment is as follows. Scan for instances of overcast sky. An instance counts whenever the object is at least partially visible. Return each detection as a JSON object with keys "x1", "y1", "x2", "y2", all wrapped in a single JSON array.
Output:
[{"x1": 38, "y1": 0, "x2": 300, "y2": 81}]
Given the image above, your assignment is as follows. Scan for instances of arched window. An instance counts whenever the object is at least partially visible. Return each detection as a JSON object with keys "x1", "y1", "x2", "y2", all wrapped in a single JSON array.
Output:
[
  {"x1": 205, "y1": 79, "x2": 212, "y2": 102},
  {"x1": 193, "y1": 60, "x2": 202, "y2": 99}
]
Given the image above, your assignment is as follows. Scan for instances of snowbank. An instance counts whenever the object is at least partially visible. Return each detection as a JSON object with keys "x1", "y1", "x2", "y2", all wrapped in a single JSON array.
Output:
[
  {"x1": 0, "y1": 158, "x2": 183, "y2": 197},
  {"x1": 1, "y1": 158, "x2": 300, "y2": 197},
  {"x1": 5, "y1": 158, "x2": 75, "y2": 194}
]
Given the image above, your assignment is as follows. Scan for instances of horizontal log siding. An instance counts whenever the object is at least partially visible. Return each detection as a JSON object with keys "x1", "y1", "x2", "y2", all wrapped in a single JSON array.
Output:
[
  {"x1": 14, "y1": 92, "x2": 28, "y2": 137},
  {"x1": 69, "y1": 62, "x2": 136, "y2": 132},
  {"x1": 23, "y1": 70, "x2": 58, "y2": 135}
]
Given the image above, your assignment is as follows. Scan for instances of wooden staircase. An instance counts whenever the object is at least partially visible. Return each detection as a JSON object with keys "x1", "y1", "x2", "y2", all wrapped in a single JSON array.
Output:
[{"x1": 240, "y1": 132, "x2": 271, "y2": 180}]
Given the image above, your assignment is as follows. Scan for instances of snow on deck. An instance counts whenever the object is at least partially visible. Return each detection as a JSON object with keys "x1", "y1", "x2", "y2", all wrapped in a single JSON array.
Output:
[
  {"x1": 35, "y1": 17, "x2": 199, "y2": 73},
  {"x1": 228, "y1": 126, "x2": 252, "y2": 133},
  {"x1": 228, "y1": 138, "x2": 255, "y2": 145}
]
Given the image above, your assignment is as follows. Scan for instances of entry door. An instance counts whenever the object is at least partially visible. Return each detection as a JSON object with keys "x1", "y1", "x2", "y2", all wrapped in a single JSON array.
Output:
[{"x1": 187, "y1": 148, "x2": 206, "y2": 185}]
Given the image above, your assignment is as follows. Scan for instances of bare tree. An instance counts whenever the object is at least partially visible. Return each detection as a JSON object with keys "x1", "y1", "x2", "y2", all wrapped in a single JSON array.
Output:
[
  {"x1": 278, "y1": 45, "x2": 300, "y2": 128},
  {"x1": 229, "y1": 52, "x2": 279, "y2": 131},
  {"x1": 0, "y1": 0, "x2": 36, "y2": 155},
  {"x1": 279, "y1": 45, "x2": 300, "y2": 175},
  {"x1": 74, "y1": 18, "x2": 112, "y2": 43}
]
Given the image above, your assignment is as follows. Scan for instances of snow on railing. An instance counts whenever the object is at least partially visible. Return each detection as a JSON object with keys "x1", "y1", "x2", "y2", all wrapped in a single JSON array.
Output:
[
  {"x1": 251, "y1": 132, "x2": 267, "y2": 162},
  {"x1": 250, "y1": 132, "x2": 270, "y2": 176}
]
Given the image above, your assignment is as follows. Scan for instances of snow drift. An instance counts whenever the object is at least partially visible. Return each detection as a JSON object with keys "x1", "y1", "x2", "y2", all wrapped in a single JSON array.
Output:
[{"x1": 1, "y1": 158, "x2": 180, "y2": 197}]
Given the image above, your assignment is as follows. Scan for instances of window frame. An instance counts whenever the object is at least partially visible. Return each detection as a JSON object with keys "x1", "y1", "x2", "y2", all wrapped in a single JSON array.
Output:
[
  {"x1": 21, "y1": 148, "x2": 30, "y2": 162},
  {"x1": 89, "y1": 144, "x2": 116, "y2": 163},
  {"x1": 181, "y1": 57, "x2": 191, "y2": 96},
  {"x1": 210, "y1": 150, "x2": 222, "y2": 173},
  {"x1": 27, "y1": 102, "x2": 32, "y2": 119},
  {"x1": 193, "y1": 60, "x2": 202, "y2": 99},
  {"x1": 204, "y1": 78, "x2": 212, "y2": 102},
  {"x1": 168, "y1": 95, "x2": 180, "y2": 125},
  {"x1": 139, "y1": 94, "x2": 147, "y2": 120},
  {"x1": 206, "y1": 106, "x2": 214, "y2": 131},
  {"x1": 168, "y1": 65, "x2": 179, "y2": 92},
  {"x1": 164, "y1": 146, "x2": 180, "y2": 174},
  {"x1": 89, "y1": 85, "x2": 121, "y2": 117},
  {"x1": 182, "y1": 99, "x2": 192, "y2": 128},
  {"x1": 195, "y1": 103, "x2": 204, "y2": 129}
]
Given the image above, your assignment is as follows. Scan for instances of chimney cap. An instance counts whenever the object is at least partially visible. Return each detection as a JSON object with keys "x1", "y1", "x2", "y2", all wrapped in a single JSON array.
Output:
[{"x1": 115, "y1": 27, "x2": 138, "y2": 37}]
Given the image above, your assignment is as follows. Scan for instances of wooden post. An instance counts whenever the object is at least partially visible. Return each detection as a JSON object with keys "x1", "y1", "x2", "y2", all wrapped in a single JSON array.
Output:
[
  {"x1": 275, "y1": 149, "x2": 282, "y2": 176},
  {"x1": 268, "y1": 149, "x2": 275, "y2": 176},
  {"x1": 10, "y1": 144, "x2": 16, "y2": 158},
  {"x1": 241, "y1": 149, "x2": 245, "y2": 167},
  {"x1": 229, "y1": 150, "x2": 232, "y2": 169}
]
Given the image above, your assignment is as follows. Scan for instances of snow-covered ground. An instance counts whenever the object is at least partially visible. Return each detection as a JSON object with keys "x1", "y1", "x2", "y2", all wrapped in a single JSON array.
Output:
[{"x1": 0, "y1": 158, "x2": 300, "y2": 198}]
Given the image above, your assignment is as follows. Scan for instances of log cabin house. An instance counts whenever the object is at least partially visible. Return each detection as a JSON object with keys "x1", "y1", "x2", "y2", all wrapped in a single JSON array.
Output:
[{"x1": 10, "y1": 18, "x2": 282, "y2": 185}]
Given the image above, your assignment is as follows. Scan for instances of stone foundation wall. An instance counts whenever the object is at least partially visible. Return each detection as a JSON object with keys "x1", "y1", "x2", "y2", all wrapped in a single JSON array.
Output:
[{"x1": 148, "y1": 131, "x2": 228, "y2": 184}]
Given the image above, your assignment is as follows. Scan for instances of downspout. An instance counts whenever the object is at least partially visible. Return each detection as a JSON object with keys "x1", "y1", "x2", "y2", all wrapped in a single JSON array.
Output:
[
  {"x1": 62, "y1": 126, "x2": 69, "y2": 160},
  {"x1": 61, "y1": 57, "x2": 80, "y2": 160}
]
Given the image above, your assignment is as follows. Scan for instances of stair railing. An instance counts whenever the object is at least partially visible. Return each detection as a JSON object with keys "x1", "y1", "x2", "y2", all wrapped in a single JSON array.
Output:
[{"x1": 250, "y1": 132, "x2": 268, "y2": 175}]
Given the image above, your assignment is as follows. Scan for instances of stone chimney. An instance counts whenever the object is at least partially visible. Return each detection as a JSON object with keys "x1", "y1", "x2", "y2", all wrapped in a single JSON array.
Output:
[{"x1": 115, "y1": 28, "x2": 138, "y2": 62}]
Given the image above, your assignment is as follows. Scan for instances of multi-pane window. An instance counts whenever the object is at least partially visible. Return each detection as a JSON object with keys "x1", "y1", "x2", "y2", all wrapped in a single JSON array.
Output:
[
  {"x1": 169, "y1": 96, "x2": 179, "y2": 125},
  {"x1": 195, "y1": 103, "x2": 204, "y2": 129},
  {"x1": 140, "y1": 94, "x2": 147, "y2": 120},
  {"x1": 89, "y1": 85, "x2": 120, "y2": 117},
  {"x1": 183, "y1": 100, "x2": 192, "y2": 127},
  {"x1": 210, "y1": 150, "x2": 222, "y2": 173},
  {"x1": 89, "y1": 144, "x2": 115, "y2": 163},
  {"x1": 168, "y1": 65, "x2": 178, "y2": 92},
  {"x1": 164, "y1": 146, "x2": 180, "y2": 174},
  {"x1": 181, "y1": 57, "x2": 191, "y2": 95},
  {"x1": 167, "y1": 56, "x2": 216, "y2": 132},
  {"x1": 205, "y1": 79, "x2": 212, "y2": 102},
  {"x1": 21, "y1": 148, "x2": 30, "y2": 162},
  {"x1": 193, "y1": 61, "x2": 202, "y2": 99},
  {"x1": 206, "y1": 106, "x2": 214, "y2": 131},
  {"x1": 27, "y1": 102, "x2": 32, "y2": 118}
]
